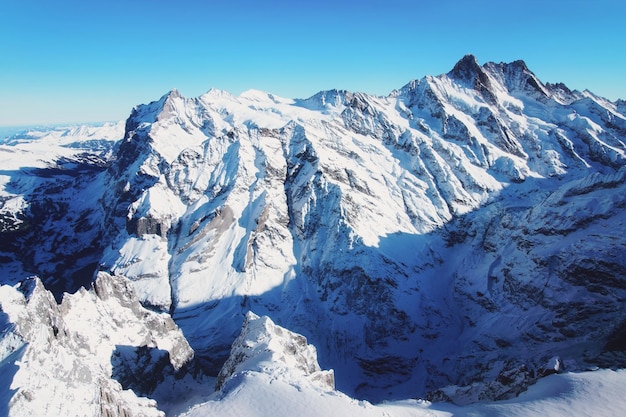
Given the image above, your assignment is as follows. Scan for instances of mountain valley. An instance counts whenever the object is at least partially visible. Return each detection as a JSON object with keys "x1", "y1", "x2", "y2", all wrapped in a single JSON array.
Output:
[{"x1": 1, "y1": 54, "x2": 625, "y2": 415}]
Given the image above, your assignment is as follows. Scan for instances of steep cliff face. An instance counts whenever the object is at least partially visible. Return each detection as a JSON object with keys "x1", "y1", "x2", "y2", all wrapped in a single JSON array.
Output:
[
  {"x1": 1, "y1": 55, "x2": 626, "y2": 407},
  {"x1": 0, "y1": 272, "x2": 195, "y2": 416}
]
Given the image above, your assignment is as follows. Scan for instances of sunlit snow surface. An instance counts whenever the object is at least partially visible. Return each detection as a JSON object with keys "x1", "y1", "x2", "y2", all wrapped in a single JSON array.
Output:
[
  {"x1": 179, "y1": 369, "x2": 626, "y2": 417},
  {"x1": 1, "y1": 57, "x2": 626, "y2": 416},
  {"x1": 184, "y1": 313, "x2": 626, "y2": 417},
  {"x1": 182, "y1": 359, "x2": 626, "y2": 417}
]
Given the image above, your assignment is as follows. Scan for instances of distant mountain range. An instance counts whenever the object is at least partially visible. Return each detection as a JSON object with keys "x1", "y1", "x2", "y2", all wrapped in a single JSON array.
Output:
[{"x1": 1, "y1": 54, "x2": 625, "y2": 416}]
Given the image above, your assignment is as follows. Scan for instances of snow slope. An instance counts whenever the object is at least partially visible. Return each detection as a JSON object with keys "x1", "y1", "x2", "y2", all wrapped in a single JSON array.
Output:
[
  {"x1": 181, "y1": 370, "x2": 626, "y2": 417},
  {"x1": 94, "y1": 54, "x2": 625, "y2": 400},
  {"x1": 182, "y1": 313, "x2": 626, "y2": 417},
  {"x1": 184, "y1": 369, "x2": 626, "y2": 417},
  {"x1": 0, "y1": 122, "x2": 124, "y2": 291},
  {"x1": 1, "y1": 55, "x2": 625, "y2": 415}
]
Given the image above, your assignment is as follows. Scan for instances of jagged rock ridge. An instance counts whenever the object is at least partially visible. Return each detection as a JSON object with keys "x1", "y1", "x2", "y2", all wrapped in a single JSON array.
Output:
[
  {"x1": 0, "y1": 272, "x2": 195, "y2": 416},
  {"x1": 215, "y1": 311, "x2": 334, "y2": 392},
  {"x1": 1, "y1": 55, "x2": 625, "y2": 410}
]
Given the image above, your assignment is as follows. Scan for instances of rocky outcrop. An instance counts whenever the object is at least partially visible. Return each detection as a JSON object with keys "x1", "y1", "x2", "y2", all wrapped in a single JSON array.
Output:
[
  {"x1": 216, "y1": 312, "x2": 334, "y2": 392},
  {"x1": 1, "y1": 55, "x2": 625, "y2": 407},
  {"x1": 0, "y1": 272, "x2": 195, "y2": 416}
]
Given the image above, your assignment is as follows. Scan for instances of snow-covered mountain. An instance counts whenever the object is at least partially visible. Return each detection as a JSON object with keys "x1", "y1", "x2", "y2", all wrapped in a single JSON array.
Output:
[
  {"x1": 1, "y1": 55, "x2": 626, "y2": 415},
  {"x1": 0, "y1": 272, "x2": 197, "y2": 417}
]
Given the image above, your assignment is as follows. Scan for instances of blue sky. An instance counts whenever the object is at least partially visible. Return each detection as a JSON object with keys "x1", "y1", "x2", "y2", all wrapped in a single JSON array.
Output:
[{"x1": 1, "y1": 0, "x2": 625, "y2": 126}]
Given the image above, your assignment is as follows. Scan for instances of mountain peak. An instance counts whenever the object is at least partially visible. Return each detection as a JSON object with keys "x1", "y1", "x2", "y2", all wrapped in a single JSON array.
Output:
[
  {"x1": 238, "y1": 89, "x2": 273, "y2": 101},
  {"x1": 447, "y1": 54, "x2": 498, "y2": 103},
  {"x1": 160, "y1": 88, "x2": 185, "y2": 115},
  {"x1": 166, "y1": 88, "x2": 183, "y2": 99},
  {"x1": 0, "y1": 272, "x2": 195, "y2": 416},
  {"x1": 296, "y1": 89, "x2": 353, "y2": 111},
  {"x1": 215, "y1": 312, "x2": 334, "y2": 392},
  {"x1": 485, "y1": 59, "x2": 552, "y2": 99},
  {"x1": 448, "y1": 54, "x2": 483, "y2": 81},
  {"x1": 509, "y1": 59, "x2": 530, "y2": 73},
  {"x1": 2, "y1": 53, "x2": 626, "y2": 415}
]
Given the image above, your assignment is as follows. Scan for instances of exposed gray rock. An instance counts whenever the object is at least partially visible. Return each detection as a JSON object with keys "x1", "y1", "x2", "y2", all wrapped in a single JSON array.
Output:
[
  {"x1": 1, "y1": 55, "x2": 625, "y2": 409},
  {"x1": 0, "y1": 272, "x2": 195, "y2": 416}
]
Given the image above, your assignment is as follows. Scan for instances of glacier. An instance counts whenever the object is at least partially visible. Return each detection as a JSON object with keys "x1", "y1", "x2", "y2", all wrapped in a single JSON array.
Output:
[{"x1": 1, "y1": 54, "x2": 626, "y2": 415}]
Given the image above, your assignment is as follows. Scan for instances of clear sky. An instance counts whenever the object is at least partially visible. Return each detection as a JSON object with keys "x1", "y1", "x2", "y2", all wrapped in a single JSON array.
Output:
[{"x1": 1, "y1": 0, "x2": 625, "y2": 126}]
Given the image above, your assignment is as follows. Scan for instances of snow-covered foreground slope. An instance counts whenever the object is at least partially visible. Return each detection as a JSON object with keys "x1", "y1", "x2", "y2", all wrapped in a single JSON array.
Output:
[
  {"x1": 1, "y1": 277, "x2": 625, "y2": 416},
  {"x1": 182, "y1": 313, "x2": 626, "y2": 417},
  {"x1": 184, "y1": 369, "x2": 626, "y2": 417},
  {"x1": 1, "y1": 55, "x2": 626, "y2": 415}
]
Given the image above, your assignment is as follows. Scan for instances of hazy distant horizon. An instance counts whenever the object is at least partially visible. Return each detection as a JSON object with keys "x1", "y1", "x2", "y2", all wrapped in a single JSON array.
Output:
[
  {"x1": 2, "y1": 0, "x2": 625, "y2": 126},
  {"x1": 0, "y1": 122, "x2": 122, "y2": 142}
]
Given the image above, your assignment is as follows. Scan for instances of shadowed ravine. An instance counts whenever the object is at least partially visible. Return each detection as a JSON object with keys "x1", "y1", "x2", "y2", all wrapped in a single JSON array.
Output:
[{"x1": 1, "y1": 55, "x2": 625, "y2": 412}]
